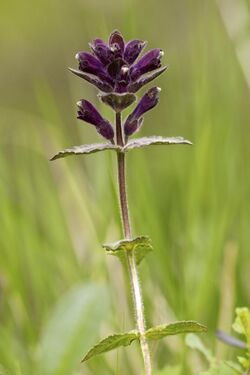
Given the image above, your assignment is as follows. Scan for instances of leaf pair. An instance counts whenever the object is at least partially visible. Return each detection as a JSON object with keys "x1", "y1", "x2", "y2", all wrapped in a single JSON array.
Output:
[
  {"x1": 103, "y1": 236, "x2": 152, "y2": 265},
  {"x1": 50, "y1": 136, "x2": 192, "y2": 161},
  {"x1": 83, "y1": 321, "x2": 207, "y2": 362}
]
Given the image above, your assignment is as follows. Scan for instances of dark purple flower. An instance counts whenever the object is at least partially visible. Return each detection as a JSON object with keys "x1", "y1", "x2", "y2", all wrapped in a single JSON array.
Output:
[
  {"x1": 124, "y1": 40, "x2": 147, "y2": 65},
  {"x1": 109, "y1": 30, "x2": 125, "y2": 58},
  {"x1": 129, "y1": 49, "x2": 164, "y2": 81},
  {"x1": 72, "y1": 30, "x2": 166, "y2": 93},
  {"x1": 77, "y1": 100, "x2": 114, "y2": 140},
  {"x1": 89, "y1": 39, "x2": 112, "y2": 65},
  {"x1": 76, "y1": 52, "x2": 113, "y2": 86},
  {"x1": 124, "y1": 87, "x2": 161, "y2": 136}
]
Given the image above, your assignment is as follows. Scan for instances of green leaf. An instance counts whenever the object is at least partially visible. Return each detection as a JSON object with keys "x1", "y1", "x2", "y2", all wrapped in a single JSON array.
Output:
[
  {"x1": 50, "y1": 143, "x2": 120, "y2": 161},
  {"x1": 82, "y1": 331, "x2": 139, "y2": 362},
  {"x1": 37, "y1": 283, "x2": 110, "y2": 375},
  {"x1": 103, "y1": 236, "x2": 153, "y2": 265},
  {"x1": 186, "y1": 333, "x2": 213, "y2": 363},
  {"x1": 145, "y1": 321, "x2": 207, "y2": 341},
  {"x1": 186, "y1": 334, "x2": 242, "y2": 374},
  {"x1": 225, "y1": 361, "x2": 243, "y2": 374},
  {"x1": 124, "y1": 136, "x2": 192, "y2": 151},
  {"x1": 232, "y1": 307, "x2": 250, "y2": 349},
  {"x1": 199, "y1": 362, "x2": 240, "y2": 375},
  {"x1": 237, "y1": 355, "x2": 250, "y2": 369},
  {"x1": 154, "y1": 365, "x2": 182, "y2": 375}
]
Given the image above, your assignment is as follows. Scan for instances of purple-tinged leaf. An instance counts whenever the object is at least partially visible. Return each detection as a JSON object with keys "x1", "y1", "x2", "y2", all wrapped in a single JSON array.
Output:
[
  {"x1": 68, "y1": 68, "x2": 113, "y2": 92},
  {"x1": 128, "y1": 66, "x2": 168, "y2": 93}
]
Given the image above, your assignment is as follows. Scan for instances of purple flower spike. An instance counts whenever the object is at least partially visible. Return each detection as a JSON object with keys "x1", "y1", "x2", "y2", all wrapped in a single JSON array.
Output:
[
  {"x1": 130, "y1": 49, "x2": 164, "y2": 81},
  {"x1": 77, "y1": 100, "x2": 114, "y2": 140},
  {"x1": 124, "y1": 40, "x2": 147, "y2": 65},
  {"x1": 124, "y1": 87, "x2": 161, "y2": 136},
  {"x1": 72, "y1": 31, "x2": 166, "y2": 94}
]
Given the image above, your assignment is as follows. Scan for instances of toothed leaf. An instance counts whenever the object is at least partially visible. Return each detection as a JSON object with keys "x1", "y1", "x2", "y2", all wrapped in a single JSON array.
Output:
[
  {"x1": 145, "y1": 321, "x2": 207, "y2": 341},
  {"x1": 124, "y1": 136, "x2": 192, "y2": 151},
  {"x1": 50, "y1": 143, "x2": 120, "y2": 161},
  {"x1": 82, "y1": 331, "x2": 139, "y2": 362}
]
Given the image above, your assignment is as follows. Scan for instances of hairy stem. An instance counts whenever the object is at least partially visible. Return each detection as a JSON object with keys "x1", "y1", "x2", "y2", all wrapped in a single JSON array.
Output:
[{"x1": 115, "y1": 112, "x2": 152, "y2": 375}]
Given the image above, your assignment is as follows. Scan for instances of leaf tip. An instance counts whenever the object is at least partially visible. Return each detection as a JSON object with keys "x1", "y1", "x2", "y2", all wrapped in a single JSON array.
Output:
[{"x1": 49, "y1": 154, "x2": 57, "y2": 161}]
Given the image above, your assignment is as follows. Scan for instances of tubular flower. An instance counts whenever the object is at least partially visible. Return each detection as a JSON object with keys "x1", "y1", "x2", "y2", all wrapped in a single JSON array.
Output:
[
  {"x1": 72, "y1": 30, "x2": 167, "y2": 93},
  {"x1": 77, "y1": 100, "x2": 114, "y2": 141},
  {"x1": 124, "y1": 87, "x2": 161, "y2": 136}
]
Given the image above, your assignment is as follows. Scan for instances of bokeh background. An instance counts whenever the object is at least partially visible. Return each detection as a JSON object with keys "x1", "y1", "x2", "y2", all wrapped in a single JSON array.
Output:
[{"x1": 1, "y1": 0, "x2": 250, "y2": 374}]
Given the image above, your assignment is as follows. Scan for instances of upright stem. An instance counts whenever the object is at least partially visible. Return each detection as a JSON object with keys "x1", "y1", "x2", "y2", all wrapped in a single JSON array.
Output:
[{"x1": 115, "y1": 112, "x2": 152, "y2": 375}]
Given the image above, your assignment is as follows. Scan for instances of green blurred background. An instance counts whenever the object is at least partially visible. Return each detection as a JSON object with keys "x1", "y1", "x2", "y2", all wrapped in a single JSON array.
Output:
[{"x1": 0, "y1": 0, "x2": 249, "y2": 374}]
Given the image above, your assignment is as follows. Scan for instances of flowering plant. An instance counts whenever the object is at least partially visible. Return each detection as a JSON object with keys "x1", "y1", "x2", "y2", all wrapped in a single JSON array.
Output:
[{"x1": 51, "y1": 30, "x2": 206, "y2": 375}]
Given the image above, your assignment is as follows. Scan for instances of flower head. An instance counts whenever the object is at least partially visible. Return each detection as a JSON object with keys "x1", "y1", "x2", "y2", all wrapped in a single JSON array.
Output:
[
  {"x1": 72, "y1": 30, "x2": 166, "y2": 93},
  {"x1": 77, "y1": 100, "x2": 114, "y2": 140}
]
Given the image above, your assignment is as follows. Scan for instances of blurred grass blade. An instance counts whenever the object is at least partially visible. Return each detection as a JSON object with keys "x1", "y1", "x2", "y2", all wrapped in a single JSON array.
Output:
[
  {"x1": 145, "y1": 321, "x2": 207, "y2": 341},
  {"x1": 37, "y1": 283, "x2": 110, "y2": 375},
  {"x1": 153, "y1": 365, "x2": 181, "y2": 375},
  {"x1": 82, "y1": 331, "x2": 139, "y2": 362},
  {"x1": 186, "y1": 333, "x2": 214, "y2": 363}
]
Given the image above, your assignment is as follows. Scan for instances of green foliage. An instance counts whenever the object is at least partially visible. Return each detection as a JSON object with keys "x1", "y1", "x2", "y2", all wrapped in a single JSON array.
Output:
[
  {"x1": 37, "y1": 284, "x2": 110, "y2": 375},
  {"x1": 145, "y1": 321, "x2": 207, "y2": 340},
  {"x1": 186, "y1": 334, "x2": 241, "y2": 375},
  {"x1": 153, "y1": 365, "x2": 182, "y2": 375},
  {"x1": 199, "y1": 362, "x2": 240, "y2": 375},
  {"x1": 1, "y1": 0, "x2": 250, "y2": 373},
  {"x1": 233, "y1": 308, "x2": 250, "y2": 349},
  {"x1": 82, "y1": 320, "x2": 206, "y2": 363},
  {"x1": 82, "y1": 331, "x2": 139, "y2": 362},
  {"x1": 186, "y1": 333, "x2": 213, "y2": 362},
  {"x1": 103, "y1": 236, "x2": 153, "y2": 265},
  {"x1": 232, "y1": 307, "x2": 250, "y2": 370}
]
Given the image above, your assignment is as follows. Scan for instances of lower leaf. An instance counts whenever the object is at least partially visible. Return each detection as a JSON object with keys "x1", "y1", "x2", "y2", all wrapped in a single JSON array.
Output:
[
  {"x1": 82, "y1": 331, "x2": 139, "y2": 362},
  {"x1": 145, "y1": 321, "x2": 207, "y2": 341}
]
